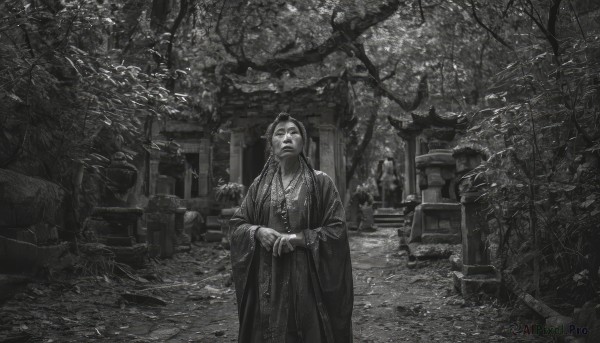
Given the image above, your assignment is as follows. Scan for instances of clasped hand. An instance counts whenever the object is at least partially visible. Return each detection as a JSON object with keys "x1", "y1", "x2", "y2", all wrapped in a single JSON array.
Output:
[{"x1": 256, "y1": 227, "x2": 295, "y2": 257}]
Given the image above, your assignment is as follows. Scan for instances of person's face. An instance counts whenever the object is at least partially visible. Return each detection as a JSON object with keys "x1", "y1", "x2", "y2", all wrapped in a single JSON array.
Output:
[{"x1": 271, "y1": 121, "x2": 303, "y2": 160}]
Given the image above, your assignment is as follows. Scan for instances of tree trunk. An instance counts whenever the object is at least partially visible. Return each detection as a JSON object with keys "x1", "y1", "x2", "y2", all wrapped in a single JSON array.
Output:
[{"x1": 346, "y1": 94, "x2": 381, "y2": 185}]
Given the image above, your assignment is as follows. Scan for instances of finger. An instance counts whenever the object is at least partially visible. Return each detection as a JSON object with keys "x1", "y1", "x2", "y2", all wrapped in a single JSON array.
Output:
[
  {"x1": 278, "y1": 238, "x2": 284, "y2": 256},
  {"x1": 272, "y1": 238, "x2": 281, "y2": 256},
  {"x1": 285, "y1": 240, "x2": 294, "y2": 251}
]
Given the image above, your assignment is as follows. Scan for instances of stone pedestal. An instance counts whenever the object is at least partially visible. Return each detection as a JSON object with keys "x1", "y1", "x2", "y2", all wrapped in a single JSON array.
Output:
[
  {"x1": 145, "y1": 194, "x2": 187, "y2": 258},
  {"x1": 359, "y1": 205, "x2": 375, "y2": 231},
  {"x1": 83, "y1": 152, "x2": 148, "y2": 267},
  {"x1": 204, "y1": 215, "x2": 223, "y2": 242},
  {"x1": 415, "y1": 149, "x2": 457, "y2": 202},
  {"x1": 220, "y1": 207, "x2": 239, "y2": 249},
  {"x1": 453, "y1": 146, "x2": 498, "y2": 297},
  {"x1": 87, "y1": 207, "x2": 143, "y2": 246},
  {"x1": 404, "y1": 138, "x2": 417, "y2": 200},
  {"x1": 409, "y1": 203, "x2": 462, "y2": 244},
  {"x1": 229, "y1": 130, "x2": 244, "y2": 184},
  {"x1": 452, "y1": 190, "x2": 499, "y2": 296},
  {"x1": 408, "y1": 149, "x2": 461, "y2": 258}
]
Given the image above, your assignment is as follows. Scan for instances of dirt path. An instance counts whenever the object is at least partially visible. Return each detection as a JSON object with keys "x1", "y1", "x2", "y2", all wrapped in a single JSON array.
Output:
[{"x1": 0, "y1": 227, "x2": 544, "y2": 342}]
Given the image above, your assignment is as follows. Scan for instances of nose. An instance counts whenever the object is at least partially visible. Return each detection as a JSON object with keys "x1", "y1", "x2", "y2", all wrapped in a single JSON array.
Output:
[{"x1": 283, "y1": 132, "x2": 292, "y2": 141}]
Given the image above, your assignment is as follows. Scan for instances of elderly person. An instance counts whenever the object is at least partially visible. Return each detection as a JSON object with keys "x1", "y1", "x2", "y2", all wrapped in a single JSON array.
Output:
[{"x1": 230, "y1": 113, "x2": 354, "y2": 343}]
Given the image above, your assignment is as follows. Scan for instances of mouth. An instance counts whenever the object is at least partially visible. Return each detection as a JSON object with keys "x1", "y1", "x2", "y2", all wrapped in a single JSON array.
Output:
[{"x1": 282, "y1": 147, "x2": 293, "y2": 151}]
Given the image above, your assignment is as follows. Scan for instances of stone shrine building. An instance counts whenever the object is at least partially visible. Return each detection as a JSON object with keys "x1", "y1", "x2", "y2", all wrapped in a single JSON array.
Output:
[{"x1": 148, "y1": 75, "x2": 354, "y2": 214}]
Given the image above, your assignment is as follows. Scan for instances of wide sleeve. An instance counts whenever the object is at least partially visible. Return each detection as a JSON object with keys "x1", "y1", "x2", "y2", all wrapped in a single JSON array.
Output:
[
  {"x1": 303, "y1": 172, "x2": 354, "y2": 342},
  {"x1": 229, "y1": 179, "x2": 262, "y2": 309},
  {"x1": 303, "y1": 171, "x2": 349, "y2": 272}
]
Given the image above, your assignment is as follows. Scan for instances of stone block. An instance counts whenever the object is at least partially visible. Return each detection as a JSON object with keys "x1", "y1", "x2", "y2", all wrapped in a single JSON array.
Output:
[
  {"x1": 421, "y1": 189, "x2": 440, "y2": 203},
  {"x1": 205, "y1": 216, "x2": 221, "y2": 230},
  {"x1": 452, "y1": 271, "x2": 463, "y2": 292},
  {"x1": 204, "y1": 230, "x2": 223, "y2": 243},
  {"x1": 0, "y1": 169, "x2": 65, "y2": 229},
  {"x1": 146, "y1": 194, "x2": 182, "y2": 213},
  {"x1": 409, "y1": 243, "x2": 461, "y2": 259},
  {"x1": 184, "y1": 211, "x2": 205, "y2": 241},
  {"x1": 462, "y1": 264, "x2": 495, "y2": 276},
  {"x1": 146, "y1": 213, "x2": 176, "y2": 258},
  {"x1": 0, "y1": 235, "x2": 72, "y2": 272},
  {"x1": 453, "y1": 270, "x2": 500, "y2": 297},
  {"x1": 415, "y1": 151, "x2": 455, "y2": 168},
  {"x1": 449, "y1": 254, "x2": 462, "y2": 271}
]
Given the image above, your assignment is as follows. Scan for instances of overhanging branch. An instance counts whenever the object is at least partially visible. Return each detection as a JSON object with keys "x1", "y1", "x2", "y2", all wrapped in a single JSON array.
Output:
[{"x1": 219, "y1": 0, "x2": 401, "y2": 75}]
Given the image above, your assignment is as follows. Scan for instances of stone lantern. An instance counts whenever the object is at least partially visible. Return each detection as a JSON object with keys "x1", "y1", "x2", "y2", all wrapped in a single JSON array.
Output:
[
  {"x1": 84, "y1": 151, "x2": 146, "y2": 267},
  {"x1": 451, "y1": 145, "x2": 499, "y2": 297}
]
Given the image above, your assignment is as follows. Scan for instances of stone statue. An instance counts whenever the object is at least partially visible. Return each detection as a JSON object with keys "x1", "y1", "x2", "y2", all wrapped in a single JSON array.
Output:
[
  {"x1": 378, "y1": 157, "x2": 399, "y2": 208},
  {"x1": 103, "y1": 151, "x2": 138, "y2": 206}
]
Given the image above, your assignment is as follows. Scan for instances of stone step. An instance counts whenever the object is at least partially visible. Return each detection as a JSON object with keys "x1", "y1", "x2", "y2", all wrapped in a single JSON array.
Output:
[
  {"x1": 374, "y1": 222, "x2": 405, "y2": 228},
  {"x1": 373, "y1": 217, "x2": 405, "y2": 222},
  {"x1": 374, "y1": 223, "x2": 405, "y2": 228},
  {"x1": 373, "y1": 214, "x2": 404, "y2": 220}
]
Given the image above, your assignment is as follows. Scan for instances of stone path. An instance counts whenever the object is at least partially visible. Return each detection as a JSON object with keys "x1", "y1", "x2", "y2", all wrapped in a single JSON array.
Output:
[{"x1": 0, "y1": 227, "x2": 546, "y2": 342}]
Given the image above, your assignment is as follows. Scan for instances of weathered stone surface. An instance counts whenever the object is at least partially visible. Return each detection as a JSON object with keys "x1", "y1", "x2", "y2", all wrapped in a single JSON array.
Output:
[
  {"x1": 452, "y1": 270, "x2": 500, "y2": 297},
  {"x1": 0, "y1": 235, "x2": 72, "y2": 272},
  {"x1": 409, "y1": 243, "x2": 461, "y2": 259},
  {"x1": 449, "y1": 254, "x2": 462, "y2": 271},
  {"x1": 410, "y1": 203, "x2": 461, "y2": 243},
  {"x1": 204, "y1": 230, "x2": 223, "y2": 243},
  {"x1": 462, "y1": 264, "x2": 495, "y2": 276},
  {"x1": 220, "y1": 207, "x2": 239, "y2": 250},
  {"x1": 146, "y1": 194, "x2": 182, "y2": 213},
  {"x1": 146, "y1": 213, "x2": 176, "y2": 258},
  {"x1": 415, "y1": 150, "x2": 455, "y2": 168},
  {"x1": 0, "y1": 169, "x2": 65, "y2": 228},
  {"x1": 2, "y1": 224, "x2": 59, "y2": 245},
  {"x1": 185, "y1": 211, "x2": 205, "y2": 241}
]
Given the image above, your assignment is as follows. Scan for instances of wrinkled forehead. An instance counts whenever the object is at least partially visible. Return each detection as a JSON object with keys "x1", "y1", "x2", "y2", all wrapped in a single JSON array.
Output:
[{"x1": 273, "y1": 120, "x2": 300, "y2": 132}]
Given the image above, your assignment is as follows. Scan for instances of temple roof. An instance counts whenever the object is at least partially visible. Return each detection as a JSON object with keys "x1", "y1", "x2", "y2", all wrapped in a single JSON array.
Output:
[
  {"x1": 217, "y1": 75, "x2": 354, "y2": 127},
  {"x1": 388, "y1": 106, "x2": 467, "y2": 140}
]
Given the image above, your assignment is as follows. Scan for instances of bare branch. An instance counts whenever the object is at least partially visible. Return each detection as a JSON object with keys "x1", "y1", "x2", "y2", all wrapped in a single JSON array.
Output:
[
  {"x1": 469, "y1": 0, "x2": 514, "y2": 50},
  {"x1": 350, "y1": 41, "x2": 428, "y2": 111}
]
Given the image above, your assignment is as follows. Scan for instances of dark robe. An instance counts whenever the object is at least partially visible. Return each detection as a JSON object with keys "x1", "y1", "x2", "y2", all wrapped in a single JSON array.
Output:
[{"x1": 230, "y1": 159, "x2": 353, "y2": 343}]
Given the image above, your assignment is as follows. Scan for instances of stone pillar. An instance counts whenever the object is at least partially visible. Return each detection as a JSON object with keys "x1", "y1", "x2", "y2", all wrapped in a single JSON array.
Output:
[
  {"x1": 415, "y1": 149, "x2": 455, "y2": 203},
  {"x1": 451, "y1": 147, "x2": 498, "y2": 297},
  {"x1": 229, "y1": 130, "x2": 244, "y2": 184},
  {"x1": 198, "y1": 138, "x2": 210, "y2": 196},
  {"x1": 149, "y1": 159, "x2": 160, "y2": 196},
  {"x1": 319, "y1": 124, "x2": 336, "y2": 184},
  {"x1": 422, "y1": 166, "x2": 444, "y2": 203},
  {"x1": 184, "y1": 167, "x2": 192, "y2": 199},
  {"x1": 461, "y1": 191, "x2": 491, "y2": 274},
  {"x1": 404, "y1": 137, "x2": 417, "y2": 200}
]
